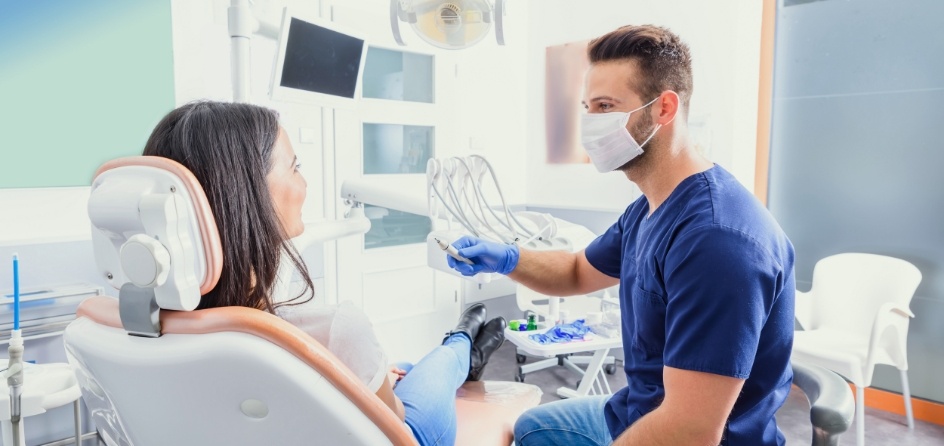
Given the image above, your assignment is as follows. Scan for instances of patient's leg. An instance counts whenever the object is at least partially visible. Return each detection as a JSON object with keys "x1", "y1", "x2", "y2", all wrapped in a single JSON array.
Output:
[{"x1": 394, "y1": 333, "x2": 471, "y2": 446}]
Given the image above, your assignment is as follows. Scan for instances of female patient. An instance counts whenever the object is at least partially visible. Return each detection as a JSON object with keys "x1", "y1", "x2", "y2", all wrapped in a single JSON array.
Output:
[{"x1": 143, "y1": 101, "x2": 506, "y2": 445}]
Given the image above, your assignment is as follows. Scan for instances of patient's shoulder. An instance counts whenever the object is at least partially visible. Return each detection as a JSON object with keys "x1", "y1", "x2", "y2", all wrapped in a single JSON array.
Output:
[{"x1": 276, "y1": 300, "x2": 388, "y2": 391}]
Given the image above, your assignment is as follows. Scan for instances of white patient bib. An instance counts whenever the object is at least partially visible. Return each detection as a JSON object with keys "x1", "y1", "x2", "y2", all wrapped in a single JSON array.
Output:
[{"x1": 277, "y1": 301, "x2": 389, "y2": 392}]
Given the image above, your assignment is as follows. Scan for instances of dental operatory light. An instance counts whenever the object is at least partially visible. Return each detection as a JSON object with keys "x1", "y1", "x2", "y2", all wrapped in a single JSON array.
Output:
[{"x1": 390, "y1": 0, "x2": 506, "y2": 49}]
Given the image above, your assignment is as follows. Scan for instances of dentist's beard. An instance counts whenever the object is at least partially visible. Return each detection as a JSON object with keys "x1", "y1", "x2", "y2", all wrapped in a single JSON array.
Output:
[{"x1": 617, "y1": 111, "x2": 658, "y2": 172}]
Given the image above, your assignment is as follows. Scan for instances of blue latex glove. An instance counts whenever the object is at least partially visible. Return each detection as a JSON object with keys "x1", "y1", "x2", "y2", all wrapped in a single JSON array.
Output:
[
  {"x1": 447, "y1": 236, "x2": 520, "y2": 276},
  {"x1": 528, "y1": 320, "x2": 590, "y2": 345}
]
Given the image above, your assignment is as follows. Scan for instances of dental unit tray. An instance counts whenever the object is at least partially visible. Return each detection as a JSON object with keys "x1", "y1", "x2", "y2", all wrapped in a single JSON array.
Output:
[{"x1": 0, "y1": 284, "x2": 103, "y2": 343}]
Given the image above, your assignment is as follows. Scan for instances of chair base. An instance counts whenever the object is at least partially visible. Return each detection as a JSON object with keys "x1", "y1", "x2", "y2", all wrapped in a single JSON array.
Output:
[{"x1": 515, "y1": 349, "x2": 618, "y2": 398}]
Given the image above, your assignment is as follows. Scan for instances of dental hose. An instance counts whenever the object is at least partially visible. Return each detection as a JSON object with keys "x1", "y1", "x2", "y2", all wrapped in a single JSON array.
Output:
[
  {"x1": 7, "y1": 329, "x2": 24, "y2": 446},
  {"x1": 8, "y1": 252, "x2": 23, "y2": 445}
]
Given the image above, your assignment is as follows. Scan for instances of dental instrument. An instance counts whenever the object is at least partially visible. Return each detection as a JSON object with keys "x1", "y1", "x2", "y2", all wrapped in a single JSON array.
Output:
[
  {"x1": 434, "y1": 238, "x2": 473, "y2": 265},
  {"x1": 7, "y1": 253, "x2": 24, "y2": 446}
]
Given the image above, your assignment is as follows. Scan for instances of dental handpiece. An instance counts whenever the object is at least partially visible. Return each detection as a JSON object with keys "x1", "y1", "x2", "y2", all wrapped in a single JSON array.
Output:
[{"x1": 434, "y1": 238, "x2": 474, "y2": 265}]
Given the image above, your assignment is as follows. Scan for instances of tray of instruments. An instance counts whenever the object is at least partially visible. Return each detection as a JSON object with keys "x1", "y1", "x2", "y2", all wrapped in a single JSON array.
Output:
[{"x1": 504, "y1": 325, "x2": 622, "y2": 358}]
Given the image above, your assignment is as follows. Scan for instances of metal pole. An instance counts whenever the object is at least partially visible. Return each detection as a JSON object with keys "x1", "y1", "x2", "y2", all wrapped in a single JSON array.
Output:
[{"x1": 228, "y1": 0, "x2": 253, "y2": 103}]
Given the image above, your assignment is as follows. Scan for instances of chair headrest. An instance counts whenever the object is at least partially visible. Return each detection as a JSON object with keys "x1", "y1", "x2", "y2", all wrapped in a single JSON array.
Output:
[{"x1": 88, "y1": 156, "x2": 223, "y2": 312}]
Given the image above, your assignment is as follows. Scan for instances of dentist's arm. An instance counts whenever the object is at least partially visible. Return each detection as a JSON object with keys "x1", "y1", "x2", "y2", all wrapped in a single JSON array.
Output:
[
  {"x1": 448, "y1": 236, "x2": 618, "y2": 296},
  {"x1": 612, "y1": 367, "x2": 743, "y2": 445},
  {"x1": 511, "y1": 249, "x2": 618, "y2": 296}
]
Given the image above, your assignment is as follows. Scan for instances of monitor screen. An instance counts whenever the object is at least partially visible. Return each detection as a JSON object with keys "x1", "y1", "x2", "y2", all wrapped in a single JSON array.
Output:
[{"x1": 271, "y1": 10, "x2": 367, "y2": 107}]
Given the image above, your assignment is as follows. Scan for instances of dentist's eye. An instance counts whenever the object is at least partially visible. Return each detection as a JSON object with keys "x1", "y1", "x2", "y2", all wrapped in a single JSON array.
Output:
[{"x1": 294, "y1": 162, "x2": 302, "y2": 172}]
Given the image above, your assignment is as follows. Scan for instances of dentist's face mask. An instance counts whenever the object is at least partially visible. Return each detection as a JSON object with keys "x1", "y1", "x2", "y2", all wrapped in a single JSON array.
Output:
[{"x1": 580, "y1": 97, "x2": 662, "y2": 173}]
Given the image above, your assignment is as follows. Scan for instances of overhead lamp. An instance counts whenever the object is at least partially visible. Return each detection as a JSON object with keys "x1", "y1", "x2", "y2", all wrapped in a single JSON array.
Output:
[{"x1": 390, "y1": 0, "x2": 506, "y2": 50}]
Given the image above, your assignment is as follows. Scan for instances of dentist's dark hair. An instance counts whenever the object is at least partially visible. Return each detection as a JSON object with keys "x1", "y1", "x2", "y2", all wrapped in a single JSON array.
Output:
[
  {"x1": 588, "y1": 24, "x2": 693, "y2": 110},
  {"x1": 143, "y1": 100, "x2": 314, "y2": 313}
]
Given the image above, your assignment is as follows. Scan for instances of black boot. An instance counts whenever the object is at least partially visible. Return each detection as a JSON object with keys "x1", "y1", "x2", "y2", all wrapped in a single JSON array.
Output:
[
  {"x1": 444, "y1": 303, "x2": 487, "y2": 344},
  {"x1": 467, "y1": 317, "x2": 506, "y2": 381}
]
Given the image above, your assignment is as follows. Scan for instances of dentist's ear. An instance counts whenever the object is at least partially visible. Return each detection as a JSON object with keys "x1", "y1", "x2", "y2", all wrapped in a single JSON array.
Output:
[{"x1": 654, "y1": 90, "x2": 681, "y2": 126}]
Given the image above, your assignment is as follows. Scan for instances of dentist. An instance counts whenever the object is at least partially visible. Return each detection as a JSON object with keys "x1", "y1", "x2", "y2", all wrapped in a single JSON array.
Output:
[{"x1": 448, "y1": 24, "x2": 796, "y2": 445}]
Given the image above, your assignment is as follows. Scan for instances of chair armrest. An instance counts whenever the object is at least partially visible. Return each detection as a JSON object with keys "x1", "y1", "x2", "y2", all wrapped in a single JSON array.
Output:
[
  {"x1": 791, "y1": 360, "x2": 855, "y2": 440},
  {"x1": 794, "y1": 290, "x2": 812, "y2": 330},
  {"x1": 866, "y1": 302, "x2": 914, "y2": 369},
  {"x1": 879, "y1": 302, "x2": 914, "y2": 319}
]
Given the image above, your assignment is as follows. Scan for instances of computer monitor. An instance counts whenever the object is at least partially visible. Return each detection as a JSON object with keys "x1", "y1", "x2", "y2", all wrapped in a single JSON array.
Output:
[{"x1": 270, "y1": 9, "x2": 368, "y2": 108}]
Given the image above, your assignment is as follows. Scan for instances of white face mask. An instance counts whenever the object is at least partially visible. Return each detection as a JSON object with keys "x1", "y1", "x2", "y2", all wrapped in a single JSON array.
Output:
[{"x1": 580, "y1": 97, "x2": 662, "y2": 172}]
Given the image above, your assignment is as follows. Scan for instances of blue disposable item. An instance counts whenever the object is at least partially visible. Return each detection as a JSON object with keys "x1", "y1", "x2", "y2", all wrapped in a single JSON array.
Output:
[
  {"x1": 13, "y1": 253, "x2": 19, "y2": 330},
  {"x1": 528, "y1": 319, "x2": 590, "y2": 345},
  {"x1": 446, "y1": 236, "x2": 520, "y2": 276}
]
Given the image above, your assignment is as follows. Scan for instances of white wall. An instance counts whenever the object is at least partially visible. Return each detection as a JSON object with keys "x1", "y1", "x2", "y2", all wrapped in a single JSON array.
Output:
[
  {"x1": 0, "y1": 1, "x2": 765, "y2": 245},
  {"x1": 523, "y1": 0, "x2": 763, "y2": 212},
  {"x1": 171, "y1": 0, "x2": 329, "y2": 225},
  {"x1": 449, "y1": 1, "x2": 530, "y2": 207}
]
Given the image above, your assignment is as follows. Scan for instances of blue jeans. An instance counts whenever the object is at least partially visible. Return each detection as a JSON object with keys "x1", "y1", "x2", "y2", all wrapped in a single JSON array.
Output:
[
  {"x1": 394, "y1": 334, "x2": 471, "y2": 446},
  {"x1": 514, "y1": 395, "x2": 613, "y2": 446}
]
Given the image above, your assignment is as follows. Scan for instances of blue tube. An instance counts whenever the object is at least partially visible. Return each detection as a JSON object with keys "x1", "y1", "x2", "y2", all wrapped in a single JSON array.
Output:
[{"x1": 13, "y1": 253, "x2": 19, "y2": 331}]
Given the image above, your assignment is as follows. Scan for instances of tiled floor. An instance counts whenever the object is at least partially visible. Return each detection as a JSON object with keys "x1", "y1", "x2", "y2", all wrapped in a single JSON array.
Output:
[{"x1": 481, "y1": 342, "x2": 944, "y2": 445}]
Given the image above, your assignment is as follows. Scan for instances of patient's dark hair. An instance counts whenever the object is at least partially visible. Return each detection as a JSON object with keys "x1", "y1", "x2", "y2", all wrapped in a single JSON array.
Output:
[{"x1": 143, "y1": 101, "x2": 313, "y2": 313}]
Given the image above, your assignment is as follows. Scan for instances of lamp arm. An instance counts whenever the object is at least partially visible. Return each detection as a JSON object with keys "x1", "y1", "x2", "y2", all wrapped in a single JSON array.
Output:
[
  {"x1": 390, "y1": 0, "x2": 407, "y2": 45},
  {"x1": 292, "y1": 206, "x2": 370, "y2": 253},
  {"x1": 340, "y1": 177, "x2": 429, "y2": 216},
  {"x1": 494, "y1": 0, "x2": 505, "y2": 45},
  {"x1": 228, "y1": 0, "x2": 280, "y2": 103}
]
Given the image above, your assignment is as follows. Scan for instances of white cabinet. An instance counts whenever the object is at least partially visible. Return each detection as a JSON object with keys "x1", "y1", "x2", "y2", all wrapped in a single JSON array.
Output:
[{"x1": 327, "y1": 1, "x2": 464, "y2": 362}]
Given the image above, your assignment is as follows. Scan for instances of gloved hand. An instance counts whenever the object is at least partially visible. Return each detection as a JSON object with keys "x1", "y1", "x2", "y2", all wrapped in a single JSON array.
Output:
[{"x1": 447, "y1": 236, "x2": 520, "y2": 276}]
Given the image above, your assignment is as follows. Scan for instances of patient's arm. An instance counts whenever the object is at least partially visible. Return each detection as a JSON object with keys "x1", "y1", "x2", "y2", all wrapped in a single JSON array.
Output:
[{"x1": 376, "y1": 376, "x2": 405, "y2": 421}]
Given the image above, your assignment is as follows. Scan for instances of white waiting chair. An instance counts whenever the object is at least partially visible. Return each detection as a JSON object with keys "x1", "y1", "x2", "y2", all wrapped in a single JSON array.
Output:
[
  {"x1": 62, "y1": 156, "x2": 541, "y2": 445},
  {"x1": 792, "y1": 253, "x2": 922, "y2": 446}
]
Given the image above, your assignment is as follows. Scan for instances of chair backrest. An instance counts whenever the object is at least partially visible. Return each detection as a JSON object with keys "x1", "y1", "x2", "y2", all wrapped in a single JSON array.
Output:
[
  {"x1": 66, "y1": 156, "x2": 418, "y2": 445},
  {"x1": 808, "y1": 253, "x2": 922, "y2": 334},
  {"x1": 65, "y1": 297, "x2": 415, "y2": 446}
]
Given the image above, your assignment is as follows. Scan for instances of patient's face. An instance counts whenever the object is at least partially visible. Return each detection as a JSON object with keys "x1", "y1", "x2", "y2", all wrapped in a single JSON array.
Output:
[{"x1": 267, "y1": 128, "x2": 307, "y2": 238}]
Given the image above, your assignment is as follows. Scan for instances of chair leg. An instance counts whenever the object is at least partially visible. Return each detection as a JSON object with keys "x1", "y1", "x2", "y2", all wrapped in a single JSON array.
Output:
[
  {"x1": 900, "y1": 370, "x2": 915, "y2": 430},
  {"x1": 855, "y1": 386, "x2": 865, "y2": 446}
]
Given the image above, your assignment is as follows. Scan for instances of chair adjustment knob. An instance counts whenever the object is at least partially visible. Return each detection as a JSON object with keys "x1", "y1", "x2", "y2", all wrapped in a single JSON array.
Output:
[{"x1": 120, "y1": 234, "x2": 171, "y2": 288}]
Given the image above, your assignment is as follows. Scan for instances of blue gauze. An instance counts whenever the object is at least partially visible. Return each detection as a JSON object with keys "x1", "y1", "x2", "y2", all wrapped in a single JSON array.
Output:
[{"x1": 528, "y1": 319, "x2": 590, "y2": 345}]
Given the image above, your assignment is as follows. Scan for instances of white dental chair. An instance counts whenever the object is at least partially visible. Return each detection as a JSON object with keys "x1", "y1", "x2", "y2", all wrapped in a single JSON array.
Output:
[{"x1": 63, "y1": 156, "x2": 541, "y2": 446}]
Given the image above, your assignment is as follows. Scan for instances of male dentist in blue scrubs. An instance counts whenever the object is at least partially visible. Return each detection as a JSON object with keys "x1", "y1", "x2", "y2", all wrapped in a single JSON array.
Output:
[{"x1": 447, "y1": 24, "x2": 795, "y2": 445}]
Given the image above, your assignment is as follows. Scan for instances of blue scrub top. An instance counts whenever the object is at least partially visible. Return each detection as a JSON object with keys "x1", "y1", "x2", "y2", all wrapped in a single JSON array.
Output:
[{"x1": 585, "y1": 165, "x2": 795, "y2": 445}]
